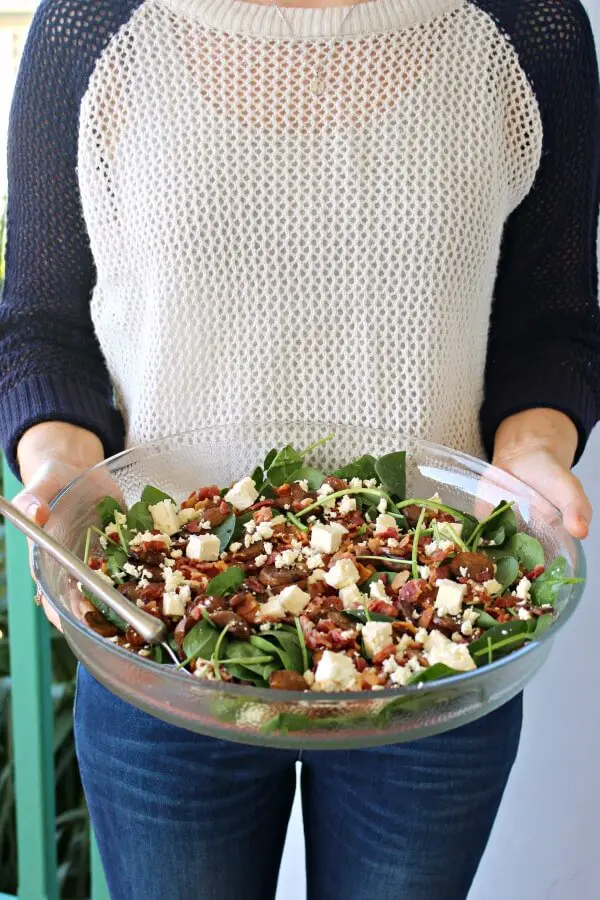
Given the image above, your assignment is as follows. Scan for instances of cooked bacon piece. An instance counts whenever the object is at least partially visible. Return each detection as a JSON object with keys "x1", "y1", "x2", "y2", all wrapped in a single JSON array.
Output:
[
  {"x1": 324, "y1": 475, "x2": 349, "y2": 492},
  {"x1": 372, "y1": 644, "x2": 397, "y2": 665},
  {"x1": 198, "y1": 486, "x2": 221, "y2": 500},
  {"x1": 368, "y1": 599, "x2": 398, "y2": 618},
  {"x1": 418, "y1": 605, "x2": 435, "y2": 629},
  {"x1": 269, "y1": 671, "x2": 307, "y2": 691},
  {"x1": 526, "y1": 564, "x2": 545, "y2": 580}
]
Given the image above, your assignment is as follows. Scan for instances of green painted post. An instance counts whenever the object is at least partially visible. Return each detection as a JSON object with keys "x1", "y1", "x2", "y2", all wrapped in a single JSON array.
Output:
[
  {"x1": 91, "y1": 831, "x2": 110, "y2": 900},
  {"x1": 3, "y1": 459, "x2": 59, "y2": 900}
]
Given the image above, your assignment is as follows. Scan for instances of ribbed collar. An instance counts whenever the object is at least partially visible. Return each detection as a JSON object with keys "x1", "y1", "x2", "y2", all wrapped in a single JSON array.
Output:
[{"x1": 160, "y1": 0, "x2": 463, "y2": 38}]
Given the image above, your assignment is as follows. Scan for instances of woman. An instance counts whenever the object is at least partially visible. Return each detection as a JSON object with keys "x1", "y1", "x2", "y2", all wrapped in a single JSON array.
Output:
[{"x1": 1, "y1": 0, "x2": 599, "y2": 897}]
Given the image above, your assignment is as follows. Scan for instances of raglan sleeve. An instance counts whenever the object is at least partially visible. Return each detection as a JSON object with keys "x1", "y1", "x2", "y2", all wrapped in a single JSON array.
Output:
[
  {"x1": 0, "y1": 0, "x2": 125, "y2": 476},
  {"x1": 480, "y1": 0, "x2": 600, "y2": 463}
]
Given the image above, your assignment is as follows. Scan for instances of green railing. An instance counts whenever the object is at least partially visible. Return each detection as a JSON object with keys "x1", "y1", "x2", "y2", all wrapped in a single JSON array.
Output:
[{"x1": 1, "y1": 459, "x2": 109, "y2": 900}]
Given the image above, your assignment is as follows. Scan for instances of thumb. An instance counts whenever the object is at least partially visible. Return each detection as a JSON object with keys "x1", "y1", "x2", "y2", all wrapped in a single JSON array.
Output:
[{"x1": 13, "y1": 460, "x2": 84, "y2": 527}]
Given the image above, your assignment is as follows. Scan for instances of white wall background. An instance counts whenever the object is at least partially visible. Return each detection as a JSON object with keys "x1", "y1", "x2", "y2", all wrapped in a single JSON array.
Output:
[{"x1": 277, "y1": 3, "x2": 600, "y2": 896}]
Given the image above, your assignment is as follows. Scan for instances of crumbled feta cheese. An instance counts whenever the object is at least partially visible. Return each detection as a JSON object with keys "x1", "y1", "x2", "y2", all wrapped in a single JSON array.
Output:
[
  {"x1": 362, "y1": 621, "x2": 394, "y2": 658},
  {"x1": 419, "y1": 565, "x2": 431, "y2": 579},
  {"x1": 224, "y1": 477, "x2": 258, "y2": 511},
  {"x1": 424, "y1": 539, "x2": 455, "y2": 557},
  {"x1": 308, "y1": 568, "x2": 327, "y2": 585},
  {"x1": 303, "y1": 670, "x2": 315, "y2": 687},
  {"x1": 163, "y1": 557, "x2": 176, "y2": 567},
  {"x1": 148, "y1": 499, "x2": 180, "y2": 536},
  {"x1": 369, "y1": 579, "x2": 389, "y2": 602},
  {"x1": 424, "y1": 630, "x2": 476, "y2": 671},
  {"x1": 349, "y1": 477, "x2": 363, "y2": 489},
  {"x1": 263, "y1": 542, "x2": 273, "y2": 555},
  {"x1": 243, "y1": 534, "x2": 253, "y2": 549},
  {"x1": 163, "y1": 568, "x2": 186, "y2": 592},
  {"x1": 483, "y1": 579, "x2": 502, "y2": 596},
  {"x1": 312, "y1": 650, "x2": 360, "y2": 691},
  {"x1": 129, "y1": 530, "x2": 171, "y2": 548},
  {"x1": 170, "y1": 549, "x2": 182, "y2": 559},
  {"x1": 295, "y1": 479, "x2": 309, "y2": 492},
  {"x1": 94, "y1": 569, "x2": 114, "y2": 585},
  {"x1": 274, "y1": 548, "x2": 301, "y2": 569},
  {"x1": 375, "y1": 513, "x2": 397, "y2": 534},
  {"x1": 518, "y1": 607, "x2": 532, "y2": 620},
  {"x1": 515, "y1": 577, "x2": 532, "y2": 601},
  {"x1": 254, "y1": 554, "x2": 268, "y2": 567},
  {"x1": 325, "y1": 558, "x2": 360, "y2": 589},
  {"x1": 229, "y1": 542, "x2": 242, "y2": 553},
  {"x1": 377, "y1": 497, "x2": 388, "y2": 513},
  {"x1": 434, "y1": 580, "x2": 467, "y2": 617},
  {"x1": 194, "y1": 661, "x2": 217, "y2": 680},
  {"x1": 178, "y1": 507, "x2": 202, "y2": 525},
  {"x1": 259, "y1": 623, "x2": 272, "y2": 632},
  {"x1": 396, "y1": 634, "x2": 413, "y2": 653},
  {"x1": 186, "y1": 533, "x2": 221, "y2": 562},
  {"x1": 387, "y1": 537, "x2": 400, "y2": 548},
  {"x1": 461, "y1": 608, "x2": 479, "y2": 636},
  {"x1": 306, "y1": 553, "x2": 324, "y2": 570},
  {"x1": 256, "y1": 522, "x2": 274, "y2": 540},
  {"x1": 99, "y1": 534, "x2": 108, "y2": 550},
  {"x1": 310, "y1": 523, "x2": 347, "y2": 554},
  {"x1": 244, "y1": 519, "x2": 257, "y2": 533},
  {"x1": 317, "y1": 483, "x2": 334, "y2": 496},
  {"x1": 414, "y1": 628, "x2": 429, "y2": 644},
  {"x1": 338, "y1": 495, "x2": 357, "y2": 514},
  {"x1": 279, "y1": 585, "x2": 311, "y2": 615},
  {"x1": 270, "y1": 515, "x2": 286, "y2": 526},
  {"x1": 459, "y1": 567, "x2": 469, "y2": 578},
  {"x1": 259, "y1": 597, "x2": 286, "y2": 620},
  {"x1": 123, "y1": 562, "x2": 141, "y2": 578},
  {"x1": 338, "y1": 583, "x2": 365, "y2": 609},
  {"x1": 363, "y1": 478, "x2": 378, "y2": 488}
]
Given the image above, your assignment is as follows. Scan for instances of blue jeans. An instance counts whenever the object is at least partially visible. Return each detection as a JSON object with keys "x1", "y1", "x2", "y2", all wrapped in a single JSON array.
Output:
[{"x1": 74, "y1": 666, "x2": 522, "y2": 900}]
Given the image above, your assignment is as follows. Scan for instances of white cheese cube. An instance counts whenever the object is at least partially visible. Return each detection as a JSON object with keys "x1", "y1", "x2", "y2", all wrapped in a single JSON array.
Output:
[
  {"x1": 362, "y1": 621, "x2": 394, "y2": 658},
  {"x1": 313, "y1": 650, "x2": 360, "y2": 691},
  {"x1": 369, "y1": 579, "x2": 389, "y2": 602},
  {"x1": 162, "y1": 589, "x2": 188, "y2": 618},
  {"x1": 483, "y1": 579, "x2": 502, "y2": 596},
  {"x1": 434, "y1": 579, "x2": 467, "y2": 617},
  {"x1": 224, "y1": 477, "x2": 258, "y2": 511},
  {"x1": 310, "y1": 523, "x2": 346, "y2": 554},
  {"x1": 339, "y1": 583, "x2": 365, "y2": 609},
  {"x1": 148, "y1": 499, "x2": 181, "y2": 536},
  {"x1": 424, "y1": 629, "x2": 476, "y2": 672},
  {"x1": 375, "y1": 514, "x2": 397, "y2": 534},
  {"x1": 258, "y1": 597, "x2": 286, "y2": 620},
  {"x1": 325, "y1": 558, "x2": 360, "y2": 589},
  {"x1": 186, "y1": 533, "x2": 221, "y2": 562},
  {"x1": 279, "y1": 585, "x2": 311, "y2": 616},
  {"x1": 515, "y1": 577, "x2": 532, "y2": 601}
]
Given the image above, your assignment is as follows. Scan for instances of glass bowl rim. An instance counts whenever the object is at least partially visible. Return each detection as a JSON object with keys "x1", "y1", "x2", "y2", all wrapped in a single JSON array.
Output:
[{"x1": 33, "y1": 422, "x2": 586, "y2": 704}]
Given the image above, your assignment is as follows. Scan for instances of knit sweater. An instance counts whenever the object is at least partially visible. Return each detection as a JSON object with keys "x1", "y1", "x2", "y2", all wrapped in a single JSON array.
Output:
[{"x1": 1, "y1": 0, "x2": 600, "y2": 473}]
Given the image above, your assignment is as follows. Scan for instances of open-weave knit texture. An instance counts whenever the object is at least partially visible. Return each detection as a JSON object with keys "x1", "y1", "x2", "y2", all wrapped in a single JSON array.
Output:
[{"x1": 1, "y1": 0, "x2": 599, "y2": 470}]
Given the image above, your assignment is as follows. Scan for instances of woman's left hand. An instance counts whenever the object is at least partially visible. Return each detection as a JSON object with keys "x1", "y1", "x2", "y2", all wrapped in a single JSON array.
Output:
[{"x1": 492, "y1": 408, "x2": 592, "y2": 541}]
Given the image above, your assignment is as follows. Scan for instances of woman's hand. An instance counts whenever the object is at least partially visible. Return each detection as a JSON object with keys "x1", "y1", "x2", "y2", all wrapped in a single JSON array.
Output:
[
  {"x1": 12, "y1": 421, "x2": 105, "y2": 628},
  {"x1": 492, "y1": 408, "x2": 591, "y2": 540}
]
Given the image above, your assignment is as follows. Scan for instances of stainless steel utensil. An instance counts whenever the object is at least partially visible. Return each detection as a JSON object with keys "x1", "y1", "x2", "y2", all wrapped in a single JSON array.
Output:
[{"x1": 0, "y1": 494, "x2": 183, "y2": 665}]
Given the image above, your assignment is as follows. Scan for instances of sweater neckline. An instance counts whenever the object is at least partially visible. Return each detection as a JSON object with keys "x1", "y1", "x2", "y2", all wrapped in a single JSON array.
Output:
[{"x1": 161, "y1": 0, "x2": 463, "y2": 38}]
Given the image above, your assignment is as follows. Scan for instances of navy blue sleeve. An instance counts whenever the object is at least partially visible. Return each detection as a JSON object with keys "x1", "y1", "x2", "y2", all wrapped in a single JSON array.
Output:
[
  {"x1": 477, "y1": 0, "x2": 600, "y2": 462},
  {"x1": 0, "y1": 0, "x2": 140, "y2": 477}
]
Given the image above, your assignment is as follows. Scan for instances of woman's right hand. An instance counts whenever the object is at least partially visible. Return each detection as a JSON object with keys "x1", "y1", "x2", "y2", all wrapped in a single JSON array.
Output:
[{"x1": 12, "y1": 421, "x2": 106, "y2": 628}]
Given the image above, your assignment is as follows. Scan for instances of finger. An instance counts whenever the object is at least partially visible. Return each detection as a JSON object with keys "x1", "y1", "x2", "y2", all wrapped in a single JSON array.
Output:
[{"x1": 496, "y1": 454, "x2": 591, "y2": 540}]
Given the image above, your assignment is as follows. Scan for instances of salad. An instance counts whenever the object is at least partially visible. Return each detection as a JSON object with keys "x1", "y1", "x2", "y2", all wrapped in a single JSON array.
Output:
[{"x1": 80, "y1": 436, "x2": 582, "y2": 693}]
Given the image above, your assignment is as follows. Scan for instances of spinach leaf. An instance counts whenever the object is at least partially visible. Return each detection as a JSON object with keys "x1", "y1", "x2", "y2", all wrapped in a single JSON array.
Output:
[
  {"x1": 205, "y1": 566, "x2": 245, "y2": 597},
  {"x1": 494, "y1": 555, "x2": 520, "y2": 591},
  {"x1": 504, "y1": 533, "x2": 545, "y2": 571},
  {"x1": 182, "y1": 619, "x2": 219, "y2": 662},
  {"x1": 141, "y1": 485, "x2": 175, "y2": 506},
  {"x1": 81, "y1": 587, "x2": 128, "y2": 632},
  {"x1": 266, "y1": 444, "x2": 304, "y2": 487},
  {"x1": 263, "y1": 448, "x2": 278, "y2": 470},
  {"x1": 529, "y1": 556, "x2": 584, "y2": 606},
  {"x1": 231, "y1": 510, "x2": 254, "y2": 544},
  {"x1": 360, "y1": 571, "x2": 402, "y2": 591},
  {"x1": 126, "y1": 500, "x2": 153, "y2": 534},
  {"x1": 532, "y1": 613, "x2": 554, "y2": 637},
  {"x1": 408, "y1": 663, "x2": 463, "y2": 684},
  {"x1": 343, "y1": 609, "x2": 396, "y2": 624},
  {"x1": 97, "y1": 497, "x2": 124, "y2": 529},
  {"x1": 474, "y1": 501, "x2": 517, "y2": 548},
  {"x1": 105, "y1": 547, "x2": 128, "y2": 579},
  {"x1": 333, "y1": 454, "x2": 377, "y2": 482},
  {"x1": 468, "y1": 620, "x2": 538, "y2": 666},
  {"x1": 222, "y1": 640, "x2": 280, "y2": 682},
  {"x1": 212, "y1": 514, "x2": 236, "y2": 552},
  {"x1": 474, "y1": 610, "x2": 500, "y2": 629},
  {"x1": 286, "y1": 466, "x2": 326, "y2": 490},
  {"x1": 374, "y1": 451, "x2": 406, "y2": 501},
  {"x1": 251, "y1": 466, "x2": 264, "y2": 486},
  {"x1": 251, "y1": 631, "x2": 305, "y2": 673}
]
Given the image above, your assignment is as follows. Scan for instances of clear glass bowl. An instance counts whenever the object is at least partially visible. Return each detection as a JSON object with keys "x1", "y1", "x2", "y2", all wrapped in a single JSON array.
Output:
[{"x1": 34, "y1": 423, "x2": 585, "y2": 749}]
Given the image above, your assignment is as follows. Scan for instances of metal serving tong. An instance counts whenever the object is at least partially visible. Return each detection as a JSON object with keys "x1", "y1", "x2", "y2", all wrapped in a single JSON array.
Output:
[{"x1": 0, "y1": 494, "x2": 185, "y2": 668}]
